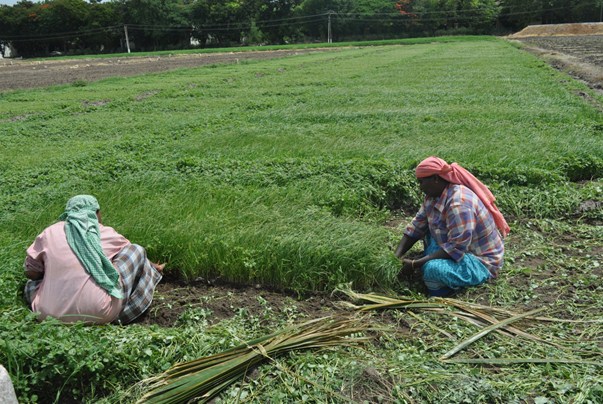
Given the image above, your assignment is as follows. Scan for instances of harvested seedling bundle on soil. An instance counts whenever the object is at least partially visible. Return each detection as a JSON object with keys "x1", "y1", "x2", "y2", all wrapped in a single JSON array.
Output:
[
  {"x1": 337, "y1": 286, "x2": 603, "y2": 366},
  {"x1": 139, "y1": 315, "x2": 371, "y2": 403}
]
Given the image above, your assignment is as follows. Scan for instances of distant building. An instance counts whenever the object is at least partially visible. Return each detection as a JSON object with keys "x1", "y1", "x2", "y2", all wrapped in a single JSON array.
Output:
[{"x1": 0, "y1": 42, "x2": 15, "y2": 58}]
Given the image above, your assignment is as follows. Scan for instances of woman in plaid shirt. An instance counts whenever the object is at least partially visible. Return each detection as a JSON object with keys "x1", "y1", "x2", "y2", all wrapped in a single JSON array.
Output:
[{"x1": 395, "y1": 157, "x2": 510, "y2": 297}]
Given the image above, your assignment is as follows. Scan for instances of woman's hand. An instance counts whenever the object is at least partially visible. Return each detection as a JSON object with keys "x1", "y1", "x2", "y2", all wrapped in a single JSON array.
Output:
[
  {"x1": 398, "y1": 258, "x2": 419, "y2": 281},
  {"x1": 151, "y1": 262, "x2": 165, "y2": 274},
  {"x1": 401, "y1": 258, "x2": 416, "y2": 272}
]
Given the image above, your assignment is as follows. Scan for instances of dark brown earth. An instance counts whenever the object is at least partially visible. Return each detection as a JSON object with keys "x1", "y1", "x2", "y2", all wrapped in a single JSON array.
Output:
[
  {"x1": 515, "y1": 35, "x2": 603, "y2": 67},
  {"x1": 0, "y1": 48, "x2": 331, "y2": 91},
  {"x1": 135, "y1": 274, "x2": 340, "y2": 327},
  {"x1": 509, "y1": 34, "x2": 603, "y2": 92}
]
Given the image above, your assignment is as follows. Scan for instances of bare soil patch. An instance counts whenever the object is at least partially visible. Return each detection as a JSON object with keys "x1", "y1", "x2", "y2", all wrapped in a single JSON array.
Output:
[
  {"x1": 516, "y1": 36, "x2": 603, "y2": 94},
  {"x1": 0, "y1": 48, "x2": 331, "y2": 92},
  {"x1": 135, "y1": 274, "x2": 338, "y2": 327},
  {"x1": 508, "y1": 23, "x2": 603, "y2": 92},
  {"x1": 509, "y1": 22, "x2": 603, "y2": 38}
]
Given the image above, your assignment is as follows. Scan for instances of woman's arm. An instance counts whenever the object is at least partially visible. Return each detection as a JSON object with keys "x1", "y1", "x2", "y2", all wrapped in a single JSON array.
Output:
[
  {"x1": 24, "y1": 255, "x2": 45, "y2": 280},
  {"x1": 395, "y1": 234, "x2": 419, "y2": 258},
  {"x1": 25, "y1": 269, "x2": 43, "y2": 280}
]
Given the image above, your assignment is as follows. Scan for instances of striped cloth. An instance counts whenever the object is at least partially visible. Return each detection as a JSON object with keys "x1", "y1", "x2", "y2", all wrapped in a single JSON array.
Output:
[
  {"x1": 23, "y1": 277, "x2": 37, "y2": 306},
  {"x1": 113, "y1": 243, "x2": 162, "y2": 324}
]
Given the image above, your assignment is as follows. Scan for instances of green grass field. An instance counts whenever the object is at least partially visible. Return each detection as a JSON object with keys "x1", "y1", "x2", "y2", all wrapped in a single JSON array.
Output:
[{"x1": 1, "y1": 37, "x2": 602, "y2": 402}]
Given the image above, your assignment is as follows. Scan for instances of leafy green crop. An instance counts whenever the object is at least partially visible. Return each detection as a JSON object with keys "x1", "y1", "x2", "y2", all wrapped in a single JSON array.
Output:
[{"x1": 1, "y1": 36, "x2": 602, "y2": 402}]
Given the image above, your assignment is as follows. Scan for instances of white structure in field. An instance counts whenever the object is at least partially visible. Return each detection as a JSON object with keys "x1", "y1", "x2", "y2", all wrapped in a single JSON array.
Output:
[{"x1": 0, "y1": 365, "x2": 18, "y2": 404}]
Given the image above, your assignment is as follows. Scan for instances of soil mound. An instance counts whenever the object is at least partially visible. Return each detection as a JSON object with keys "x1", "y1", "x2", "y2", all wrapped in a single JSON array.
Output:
[{"x1": 510, "y1": 22, "x2": 603, "y2": 38}]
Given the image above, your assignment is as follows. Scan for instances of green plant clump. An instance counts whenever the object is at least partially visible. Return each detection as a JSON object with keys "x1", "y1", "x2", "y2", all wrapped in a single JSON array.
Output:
[{"x1": 1, "y1": 37, "x2": 602, "y2": 402}]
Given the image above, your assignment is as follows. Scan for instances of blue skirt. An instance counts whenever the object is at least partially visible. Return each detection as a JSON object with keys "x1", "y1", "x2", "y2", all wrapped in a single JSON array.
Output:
[{"x1": 422, "y1": 233, "x2": 491, "y2": 293}]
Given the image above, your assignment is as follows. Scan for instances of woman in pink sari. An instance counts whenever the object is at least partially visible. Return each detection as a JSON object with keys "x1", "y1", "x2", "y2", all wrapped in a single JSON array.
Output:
[{"x1": 24, "y1": 195, "x2": 164, "y2": 324}]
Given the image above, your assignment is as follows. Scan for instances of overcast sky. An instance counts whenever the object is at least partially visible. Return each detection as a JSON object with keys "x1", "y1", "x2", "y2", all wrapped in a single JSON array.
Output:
[{"x1": 1, "y1": 0, "x2": 21, "y2": 5}]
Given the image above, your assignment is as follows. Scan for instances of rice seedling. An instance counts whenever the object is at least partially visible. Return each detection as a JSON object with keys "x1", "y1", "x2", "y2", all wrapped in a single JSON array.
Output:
[
  {"x1": 1, "y1": 36, "x2": 602, "y2": 402},
  {"x1": 138, "y1": 315, "x2": 371, "y2": 403},
  {"x1": 338, "y1": 287, "x2": 603, "y2": 370}
]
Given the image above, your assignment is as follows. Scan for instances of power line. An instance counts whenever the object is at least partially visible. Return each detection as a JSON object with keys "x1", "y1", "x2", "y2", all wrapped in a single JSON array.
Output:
[
  {"x1": 2, "y1": 25, "x2": 123, "y2": 42},
  {"x1": 123, "y1": 13, "x2": 325, "y2": 30},
  {"x1": 2, "y1": 3, "x2": 599, "y2": 44},
  {"x1": 184, "y1": 12, "x2": 327, "y2": 28}
]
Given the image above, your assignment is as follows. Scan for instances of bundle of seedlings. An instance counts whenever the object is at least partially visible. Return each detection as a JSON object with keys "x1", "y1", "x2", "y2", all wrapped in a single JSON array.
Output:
[
  {"x1": 139, "y1": 315, "x2": 371, "y2": 403},
  {"x1": 337, "y1": 286, "x2": 603, "y2": 365}
]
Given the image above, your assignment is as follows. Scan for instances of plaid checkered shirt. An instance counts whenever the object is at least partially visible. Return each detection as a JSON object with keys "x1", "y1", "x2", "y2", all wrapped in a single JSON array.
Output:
[{"x1": 404, "y1": 184, "x2": 504, "y2": 276}]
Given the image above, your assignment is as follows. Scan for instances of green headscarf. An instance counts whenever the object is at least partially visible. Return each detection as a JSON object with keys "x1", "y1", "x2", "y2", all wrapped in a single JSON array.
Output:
[{"x1": 59, "y1": 195, "x2": 123, "y2": 299}]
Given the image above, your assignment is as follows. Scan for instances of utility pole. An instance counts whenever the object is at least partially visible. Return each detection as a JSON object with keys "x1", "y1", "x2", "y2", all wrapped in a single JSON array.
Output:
[
  {"x1": 124, "y1": 25, "x2": 131, "y2": 53},
  {"x1": 327, "y1": 10, "x2": 334, "y2": 44}
]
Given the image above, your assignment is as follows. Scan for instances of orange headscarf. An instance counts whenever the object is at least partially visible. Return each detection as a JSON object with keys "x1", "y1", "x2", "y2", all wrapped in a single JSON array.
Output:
[{"x1": 415, "y1": 156, "x2": 510, "y2": 237}]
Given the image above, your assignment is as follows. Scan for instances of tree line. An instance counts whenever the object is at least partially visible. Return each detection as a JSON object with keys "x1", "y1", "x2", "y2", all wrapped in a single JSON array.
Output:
[{"x1": 1, "y1": 0, "x2": 601, "y2": 57}]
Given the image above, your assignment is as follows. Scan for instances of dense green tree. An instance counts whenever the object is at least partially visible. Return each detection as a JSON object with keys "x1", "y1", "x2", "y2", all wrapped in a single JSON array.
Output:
[
  {"x1": 1, "y1": 0, "x2": 600, "y2": 56},
  {"x1": 0, "y1": 6, "x2": 12, "y2": 55},
  {"x1": 403, "y1": 0, "x2": 500, "y2": 35},
  {"x1": 352, "y1": 0, "x2": 406, "y2": 39},
  {"x1": 0, "y1": 1, "x2": 49, "y2": 56},
  {"x1": 253, "y1": 0, "x2": 304, "y2": 44},
  {"x1": 189, "y1": 0, "x2": 303, "y2": 46},
  {"x1": 190, "y1": 0, "x2": 250, "y2": 46},
  {"x1": 498, "y1": 0, "x2": 601, "y2": 31},
  {"x1": 82, "y1": 2, "x2": 121, "y2": 53},
  {"x1": 118, "y1": 0, "x2": 192, "y2": 51},
  {"x1": 36, "y1": 0, "x2": 89, "y2": 53},
  {"x1": 296, "y1": 0, "x2": 401, "y2": 41},
  {"x1": 577, "y1": 0, "x2": 603, "y2": 22}
]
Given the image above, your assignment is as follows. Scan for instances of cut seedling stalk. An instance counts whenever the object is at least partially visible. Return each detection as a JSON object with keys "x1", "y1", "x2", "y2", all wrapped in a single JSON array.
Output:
[{"x1": 138, "y1": 315, "x2": 371, "y2": 403}]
